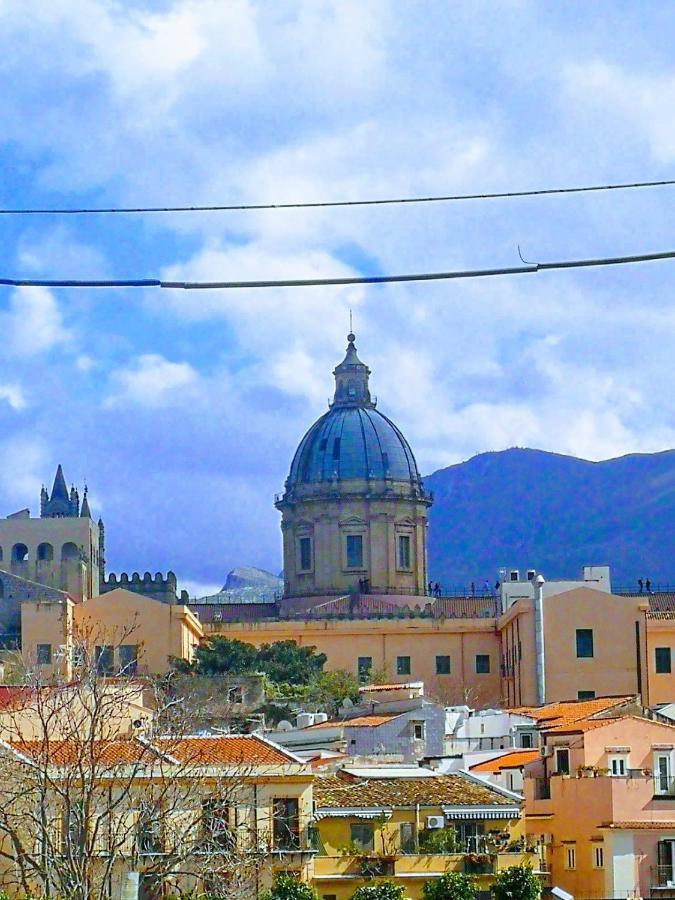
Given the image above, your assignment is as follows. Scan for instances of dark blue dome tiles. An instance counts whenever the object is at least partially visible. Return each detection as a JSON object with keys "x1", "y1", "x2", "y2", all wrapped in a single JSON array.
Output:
[{"x1": 288, "y1": 406, "x2": 421, "y2": 486}]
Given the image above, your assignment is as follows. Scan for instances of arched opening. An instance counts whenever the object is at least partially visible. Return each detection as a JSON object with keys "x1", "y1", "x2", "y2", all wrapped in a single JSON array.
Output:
[
  {"x1": 61, "y1": 542, "x2": 79, "y2": 562},
  {"x1": 11, "y1": 544, "x2": 28, "y2": 562},
  {"x1": 37, "y1": 542, "x2": 54, "y2": 562}
]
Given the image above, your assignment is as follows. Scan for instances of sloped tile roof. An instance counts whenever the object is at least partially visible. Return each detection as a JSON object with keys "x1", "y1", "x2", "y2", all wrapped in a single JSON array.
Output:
[
  {"x1": 10, "y1": 735, "x2": 302, "y2": 768},
  {"x1": 307, "y1": 714, "x2": 401, "y2": 730},
  {"x1": 470, "y1": 750, "x2": 539, "y2": 772},
  {"x1": 508, "y1": 696, "x2": 634, "y2": 731},
  {"x1": 600, "y1": 821, "x2": 675, "y2": 830},
  {"x1": 156, "y1": 734, "x2": 301, "y2": 766},
  {"x1": 314, "y1": 774, "x2": 516, "y2": 809},
  {"x1": 10, "y1": 739, "x2": 152, "y2": 766}
]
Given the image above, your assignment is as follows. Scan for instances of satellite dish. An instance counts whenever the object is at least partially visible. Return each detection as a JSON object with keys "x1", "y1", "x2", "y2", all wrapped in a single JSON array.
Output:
[
  {"x1": 341, "y1": 697, "x2": 354, "y2": 709},
  {"x1": 277, "y1": 720, "x2": 293, "y2": 732}
]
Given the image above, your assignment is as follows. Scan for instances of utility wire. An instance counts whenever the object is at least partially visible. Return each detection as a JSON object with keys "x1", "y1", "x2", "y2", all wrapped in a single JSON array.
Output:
[
  {"x1": 1, "y1": 178, "x2": 675, "y2": 216},
  {"x1": 1, "y1": 247, "x2": 675, "y2": 290}
]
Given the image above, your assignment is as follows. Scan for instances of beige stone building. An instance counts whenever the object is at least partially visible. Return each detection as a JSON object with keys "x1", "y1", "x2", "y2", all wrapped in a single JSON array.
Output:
[
  {"x1": 0, "y1": 465, "x2": 102, "y2": 601},
  {"x1": 276, "y1": 333, "x2": 432, "y2": 599}
]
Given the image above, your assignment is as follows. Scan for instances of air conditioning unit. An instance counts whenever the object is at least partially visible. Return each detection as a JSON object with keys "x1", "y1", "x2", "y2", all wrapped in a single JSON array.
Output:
[
  {"x1": 426, "y1": 815, "x2": 445, "y2": 830},
  {"x1": 540, "y1": 745, "x2": 552, "y2": 758}
]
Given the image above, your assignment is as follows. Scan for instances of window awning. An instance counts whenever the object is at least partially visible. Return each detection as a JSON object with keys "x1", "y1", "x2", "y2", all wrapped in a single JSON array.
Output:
[
  {"x1": 315, "y1": 808, "x2": 393, "y2": 820},
  {"x1": 442, "y1": 806, "x2": 520, "y2": 820}
]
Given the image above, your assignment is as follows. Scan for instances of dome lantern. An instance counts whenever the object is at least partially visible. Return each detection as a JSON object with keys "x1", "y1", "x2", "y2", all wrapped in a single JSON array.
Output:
[{"x1": 331, "y1": 332, "x2": 374, "y2": 408}]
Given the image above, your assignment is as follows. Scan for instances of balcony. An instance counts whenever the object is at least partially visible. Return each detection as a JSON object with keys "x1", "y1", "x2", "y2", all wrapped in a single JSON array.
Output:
[
  {"x1": 652, "y1": 866, "x2": 675, "y2": 894},
  {"x1": 313, "y1": 850, "x2": 542, "y2": 881}
]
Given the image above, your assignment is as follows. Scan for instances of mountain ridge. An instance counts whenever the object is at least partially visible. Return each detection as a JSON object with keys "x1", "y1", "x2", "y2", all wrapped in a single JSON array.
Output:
[{"x1": 424, "y1": 446, "x2": 675, "y2": 588}]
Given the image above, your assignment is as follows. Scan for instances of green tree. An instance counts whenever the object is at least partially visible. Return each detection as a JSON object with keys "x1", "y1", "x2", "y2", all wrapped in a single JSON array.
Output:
[
  {"x1": 256, "y1": 640, "x2": 327, "y2": 684},
  {"x1": 351, "y1": 883, "x2": 405, "y2": 900},
  {"x1": 309, "y1": 669, "x2": 360, "y2": 712},
  {"x1": 422, "y1": 872, "x2": 476, "y2": 900},
  {"x1": 262, "y1": 873, "x2": 319, "y2": 900},
  {"x1": 492, "y1": 865, "x2": 541, "y2": 900},
  {"x1": 188, "y1": 636, "x2": 259, "y2": 675}
]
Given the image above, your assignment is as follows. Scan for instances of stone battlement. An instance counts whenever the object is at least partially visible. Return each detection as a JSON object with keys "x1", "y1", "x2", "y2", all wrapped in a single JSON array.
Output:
[{"x1": 100, "y1": 571, "x2": 187, "y2": 604}]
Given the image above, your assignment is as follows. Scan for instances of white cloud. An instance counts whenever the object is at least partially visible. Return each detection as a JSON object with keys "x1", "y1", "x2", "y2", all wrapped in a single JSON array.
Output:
[
  {"x1": 0, "y1": 287, "x2": 70, "y2": 357},
  {"x1": 563, "y1": 60, "x2": 675, "y2": 163},
  {"x1": 0, "y1": 384, "x2": 26, "y2": 411},
  {"x1": 0, "y1": 435, "x2": 48, "y2": 507},
  {"x1": 105, "y1": 354, "x2": 200, "y2": 408}
]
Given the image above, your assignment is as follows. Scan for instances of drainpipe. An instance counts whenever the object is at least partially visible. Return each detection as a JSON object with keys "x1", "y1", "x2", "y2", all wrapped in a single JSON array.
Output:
[{"x1": 534, "y1": 574, "x2": 546, "y2": 705}]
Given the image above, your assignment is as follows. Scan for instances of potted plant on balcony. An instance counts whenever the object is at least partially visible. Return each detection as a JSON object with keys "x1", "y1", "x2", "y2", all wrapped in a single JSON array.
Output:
[
  {"x1": 351, "y1": 882, "x2": 405, "y2": 900},
  {"x1": 464, "y1": 853, "x2": 492, "y2": 874}
]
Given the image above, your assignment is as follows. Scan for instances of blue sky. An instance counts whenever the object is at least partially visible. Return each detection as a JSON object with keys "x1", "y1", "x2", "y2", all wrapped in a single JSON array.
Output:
[{"x1": 2, "y1": 1, "x2": 675, "y2": 595}]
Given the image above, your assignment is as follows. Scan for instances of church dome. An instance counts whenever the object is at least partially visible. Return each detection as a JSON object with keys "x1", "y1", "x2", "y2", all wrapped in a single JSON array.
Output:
[{"x1": 284, "y1": 334, "x2": 425, "y2": 492}]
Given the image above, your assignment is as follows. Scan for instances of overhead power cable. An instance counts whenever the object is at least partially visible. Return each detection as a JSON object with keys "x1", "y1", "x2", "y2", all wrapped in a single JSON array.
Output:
[
  {"x1": 0, "y1": 177, "x2": 674, "y2": 216},
  {"x1": 1, "y1": 247, "x2": 675, "y2": 290}
]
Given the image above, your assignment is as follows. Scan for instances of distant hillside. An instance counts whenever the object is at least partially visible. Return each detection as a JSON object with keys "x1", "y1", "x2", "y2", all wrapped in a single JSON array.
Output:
[{"x1": 424, "y1": 447, "x2": 675, "y2": 589}]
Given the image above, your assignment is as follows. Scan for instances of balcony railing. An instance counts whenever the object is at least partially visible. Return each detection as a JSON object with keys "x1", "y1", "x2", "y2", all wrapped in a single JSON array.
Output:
[{"x1": 652, "y1": 865, "x2": 675, "y2": 888}]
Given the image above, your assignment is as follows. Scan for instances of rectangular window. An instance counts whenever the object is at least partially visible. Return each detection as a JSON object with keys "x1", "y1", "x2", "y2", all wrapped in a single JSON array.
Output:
[
  {"x1": 609, "y1": 755, "x2": 628, "y2": 776},
  {"x1": 578, "y1": 690, "x2": 596, "y2": 700},
  {"x1": 202, "y1": 799, "x2": 233, "y2": 851},
  {"x1": 565, "y1": 846, "x2": 576, "y2": 870},
  {"x1": 36, "y1": 643, "x2": 52, "y2": 665},
  {"x1": 95, "y1": 645, "x2": 114, "y2": 676},
  {"x1": 350, "y1": 822, "x2": 374, "y2": 852},
  {"x1": 137, "y1": 802, "x2": 163, "y2": 856},
  {"x1": 346, "y1": 534, "x2": 364, "y2": 569},
  {"x1": 475, "y1": 654, "x2": 490, "y2": 674},
  {"x1": 357, "y1": 657, "x2": 372, "y2": 683},
  {"x1": 593, "y1": 844, "x2": 604, "y2": 868},
  {"x1": 397, "y1": 535, "x2": 411, "y2": 570},
  {"x1": 399, "y1": 822, "x2": 416, "y2": 854},
  {"x1": 576, "y1": 629, "x2": 594, "y2": 658},
  {"x1": 272, "y1": 798, "x2": 300, "y2": 850},
  {"x1": 118, "y1": 644, "x2": 138, "y2": 676},
  {"x1": 656, "y1": 647, "x2": 672, "y2": 674},
  {"x1": 412, "y1": 721, "x2": 425, "y2": 741},
  {"x1": 298, "y1": 536, "x2": 312, "y2": 572},
  {"x1": 435, "y1": 655, "x2": 451, "y2": 675},
  {"x1": 555, "y1": 748, "x2": 570, "y2": 775},
  {"x1": 397, "y1": 655, "x2": 411, "y2": 675},
  {"x1": 520, "y1": 733, "x2": 533, "y2": 749}
]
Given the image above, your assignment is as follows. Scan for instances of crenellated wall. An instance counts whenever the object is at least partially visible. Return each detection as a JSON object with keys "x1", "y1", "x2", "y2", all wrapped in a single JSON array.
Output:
[{"x1": 100, "y1": 570, "x2": 187, "y2": 604}]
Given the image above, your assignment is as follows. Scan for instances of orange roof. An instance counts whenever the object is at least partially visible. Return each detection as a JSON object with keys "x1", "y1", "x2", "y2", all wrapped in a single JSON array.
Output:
[
  {"x1": 10, "y1": 739, "x2": 152, "y2": 766},
  {"x1": 508, "y1": 696, "x2": 634, "y2": 731},
  {"x1": 600, "y1": 821, "x2": 675, "y2": 830},
  {"x1": 307, "y1": 714, "x2": 400, "y2": 729},
  {"x1": 10, "y1": 735, "x2": 301, "y2": 768},
  {"x1": 470, "y1": 750, "x2": 539, "y2": 773},
  {"x1": 156, "y1": 735, "x2": 300, "y2": 766}
]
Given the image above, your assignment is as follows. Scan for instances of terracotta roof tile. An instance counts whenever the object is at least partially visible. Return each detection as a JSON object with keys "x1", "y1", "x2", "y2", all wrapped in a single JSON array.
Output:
[
  {"x1": 307, "y1": 714, "x2": 401, "y2": 730},
  {"x1": 359, "y1": 683, "x2": 422, "y2": 692},
  {"x1": 156, "y1": 735, "x2": 301, "y2": 766},
  {"x1": 508, "y1": 696, "x2": 635, "y2": 731},
  {"x1": 600, "y1": 821, "x2": 675, "y2": 830},
  {"x1": 470, "y1": 750, "x2": 539, "y2": 773},
  {"x1": 10, "y1": 739, "x2": 152, "y2": 766},
  {"x1": 314, "y1": 774, "x2": 517, "y2": 809},
  {"x1": 11, "y1": 735, "x2": 302, "y2": 768}
]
